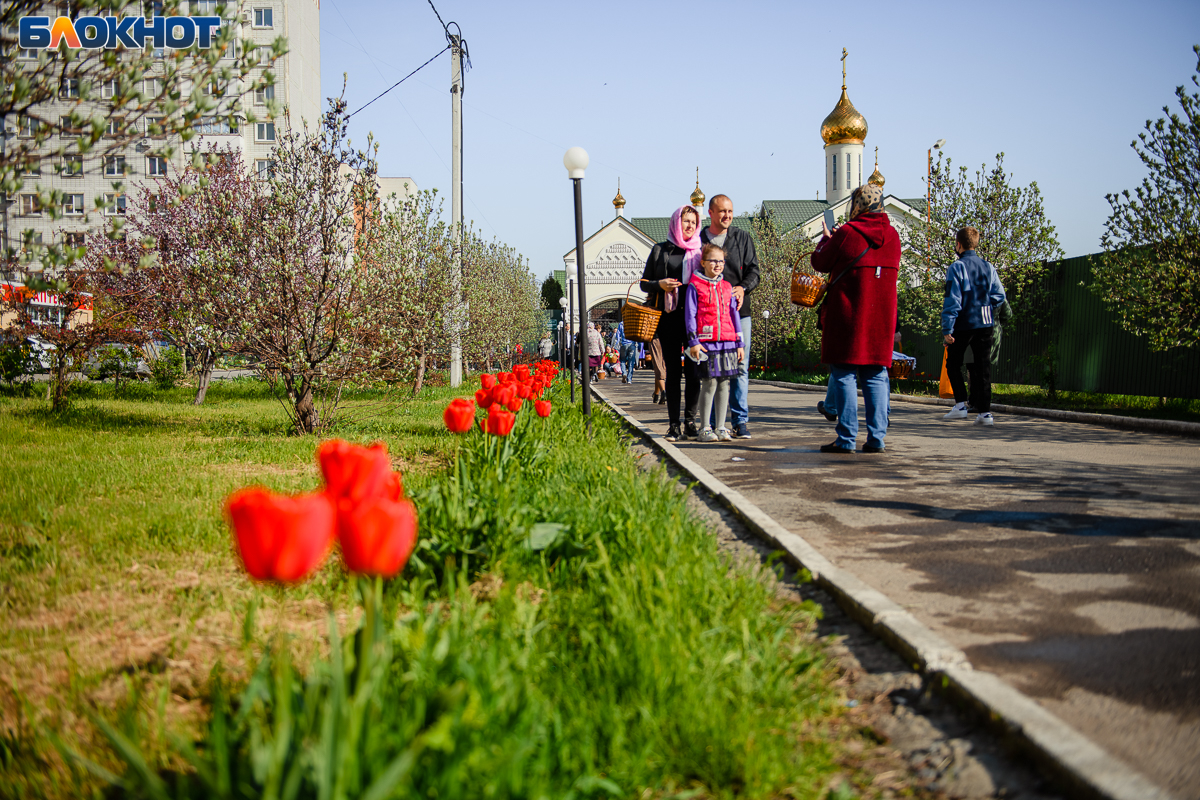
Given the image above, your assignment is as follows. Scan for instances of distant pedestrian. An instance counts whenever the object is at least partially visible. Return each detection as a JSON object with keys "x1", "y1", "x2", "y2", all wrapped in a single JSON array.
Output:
[
  {"x1": 941, "y1": 226, "x2": 1007, "y2": 427},
  {"x1": 586, "y1": 322, "x2": 604, "y2": 383},
  {"x1": 616, "y1": 321, "x2": 637, "y2": 383},
  {"x1": 812, "y1": 183, "x2": 901, "y2": 454},
  {"x1": 649, "y1": 336, "x2": 667, "y2": 403},
  {"x1": 686, "y1": 243, "x2": 744, "y2": 442},
  {"x1": 538, "y1": 333, "x2": 553, "y2": 360}
]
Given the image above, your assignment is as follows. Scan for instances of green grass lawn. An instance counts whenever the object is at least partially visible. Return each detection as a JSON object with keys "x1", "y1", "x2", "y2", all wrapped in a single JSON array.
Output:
[{"x1": 0, "y1": 375, "x2": 896, "y2": 799}]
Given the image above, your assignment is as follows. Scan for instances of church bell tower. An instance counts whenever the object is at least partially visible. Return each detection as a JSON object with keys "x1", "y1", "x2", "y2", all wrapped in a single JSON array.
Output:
[{"x1": 821, "y1": 49, "x2": 868, "y2": 205}]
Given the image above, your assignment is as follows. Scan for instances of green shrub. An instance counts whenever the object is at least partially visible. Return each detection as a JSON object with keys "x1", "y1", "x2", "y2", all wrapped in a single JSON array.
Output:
[{"x1": 150, "y1": 348, "x2": 185, "y2": 390}]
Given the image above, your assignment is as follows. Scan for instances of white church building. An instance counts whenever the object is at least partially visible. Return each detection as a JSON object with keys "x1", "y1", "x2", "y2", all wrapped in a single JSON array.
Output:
[{"x1": 558, "y1": 54, "x2": 926, "y2": 333}]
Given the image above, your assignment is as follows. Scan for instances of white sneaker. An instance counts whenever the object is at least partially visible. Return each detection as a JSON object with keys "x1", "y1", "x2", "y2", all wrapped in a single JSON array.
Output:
[
  {"x1": 975, "y1": 412, "x2": 994, "y2": 426},
  {"x1": 716, "y1": 428, "x2": 732, "y2": 442},
  {"x1": 943, "y1": 403, "x2": 968, "y2": 420},
  {"x1": 697, "y1": 428, "x2": 719, "y2": 443}
]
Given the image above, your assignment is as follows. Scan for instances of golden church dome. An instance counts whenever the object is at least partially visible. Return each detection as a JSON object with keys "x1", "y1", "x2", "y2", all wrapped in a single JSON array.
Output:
[
  {"x1": 868, "y1": 147, "x2": 884, "y2": 187},
  {"x1": 613, "y1": 179, "x2": 625, "y2": 209},
  {"x1": 820, "y1": 88, "x2": 868, "y2": 145},
  {"x1": 690, "y1": 167, "x2": 704, "y2": 207}
]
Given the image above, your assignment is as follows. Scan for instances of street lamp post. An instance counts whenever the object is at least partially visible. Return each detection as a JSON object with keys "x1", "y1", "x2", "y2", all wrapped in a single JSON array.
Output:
[
  {"x1": 565, "y1": 278, "x2": 575, "y2": 403},
  {"x1": 558, "y1": 296, "x2": 568, "y2": 372},
  {"x1": 564, "y1": 147, "x2": 591, "y2": 424}
]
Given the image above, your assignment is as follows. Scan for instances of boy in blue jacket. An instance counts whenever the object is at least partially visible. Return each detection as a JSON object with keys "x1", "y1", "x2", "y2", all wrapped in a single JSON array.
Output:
[{"x1": 941, "y1": 227, "x2": 1007, "y2": 426}]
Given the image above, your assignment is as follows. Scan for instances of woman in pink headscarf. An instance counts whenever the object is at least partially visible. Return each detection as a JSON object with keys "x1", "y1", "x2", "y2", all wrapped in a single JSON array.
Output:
[{"x1": 639, "y1": 205, "x2": 703, "y2": 442}]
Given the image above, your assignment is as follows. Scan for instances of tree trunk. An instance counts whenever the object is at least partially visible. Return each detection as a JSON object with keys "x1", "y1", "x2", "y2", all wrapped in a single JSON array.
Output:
[
  {"x1": 412, "y1": 343, "x2": 426, "y2": 396},
  {"x1": 51, "y1": 355, "x2": 69, "y2": 412},
  {"x1": 193, "y1": 350, "x2": 216, "y2": 405},
  {"x1": 294, "y1": 380, "x2": 319, "y2": 434}
]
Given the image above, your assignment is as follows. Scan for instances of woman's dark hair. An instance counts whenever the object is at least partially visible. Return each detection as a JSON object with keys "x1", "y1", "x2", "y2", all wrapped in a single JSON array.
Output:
[{"x1": 680, "y1": 206, "x2": 700, "y2": 223}]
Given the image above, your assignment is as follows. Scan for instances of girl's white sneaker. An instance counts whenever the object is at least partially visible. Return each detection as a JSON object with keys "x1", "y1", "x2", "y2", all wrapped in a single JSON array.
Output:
[
  {"x1": 697, "y1": 429, "x2": 719, "y2": 443},
  {"x1": 716, "y1": 428, "x2": 732, "y2": 442},
  {"x1": 943, "y1": 403, "x2": 969, "y2": 420}
]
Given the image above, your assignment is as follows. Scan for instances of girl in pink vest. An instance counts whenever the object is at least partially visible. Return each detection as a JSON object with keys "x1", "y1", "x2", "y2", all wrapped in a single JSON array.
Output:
[{"x1": 685, "y1": 243, "x2": 744, "y2": 442}]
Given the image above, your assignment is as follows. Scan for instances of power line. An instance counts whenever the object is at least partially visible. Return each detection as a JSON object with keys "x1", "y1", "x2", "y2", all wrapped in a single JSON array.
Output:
[{"x1": 347, "y1": 46, "x2": 449, "y2": 119}]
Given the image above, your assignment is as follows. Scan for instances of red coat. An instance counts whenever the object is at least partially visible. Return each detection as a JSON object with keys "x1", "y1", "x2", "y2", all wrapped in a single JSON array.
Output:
[{"x1": 812, "y1": 212, "x2": 901, "y2": 367}]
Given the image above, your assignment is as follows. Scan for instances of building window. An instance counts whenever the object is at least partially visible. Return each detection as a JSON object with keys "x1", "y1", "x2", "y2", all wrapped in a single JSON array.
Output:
[
  {"x1": 22, "y1": 158, "x2": 41, "y2": 177},
  {"x1": 145, "y1": 116, "x2": 166, "y2": 137},
  {"x1": 144, "y1": 0, "x2": 163, "y2": 15},
  {"x1": 105, "y1": 117, "x2": 125, "y2": 137},
  {"x1": 147, "y1": 156, "x2": 168, "y2": 176},
  {"x1": 64, "y1": 232, "x2": 87, "y2": 249},
  {"x1": 832, "y1": 155, "x2": 837, "y2": 191},
  {"x1": 147, "y1": 194, "x2": 161, "y2": 213},
  {"x1": 20, "y1": 195, "x2": 42, "y2": 216},
  {"x1": 254, "y1": 84, "x2": 275, "y2": 105},
  {"x1": 104, "y1": 193, "x2": 127, "y2": 215},
  {"x1": 18, "y1": 43, "x2": 37, "y2": 59},
  {"x1": 193, "y1": 116, "x2": 237, "y2": 135},
  {"x1": 254, "y1": 8, "x2": 273, "y2": 27},
  {"x1": 256, "y1": 122, "x2": 275, "y2": 142},
  {"x1": 191, "y1": 0, "x2": 218, "y2": 12},
  {"x1": 18, "y1": 116, "x2": 35, "y2": 138},
  {"x1": 202, "y1": 80, "x2": 225, "y2": 96},
  {"x1": 255, "y1": 159, "x2": 275, "y2": 178},
  {"x1": 63, "y1": 154, "x2": 84, "y2": 176},
  {"x1": 101, "y1": 79, "x2": 118, "y2": 99},
  {"x1": 104, "y1": 156, "x2": 127, "y2": 176},
  {"x1": 60, "y1": 78, "x2": 80, "y2": 99},
  {"x1": 63, "y1": 194, "x2": 85, "y2": 216},
  {"x1": 143, "y1": 78, "x2": 163, "y2": 97}
]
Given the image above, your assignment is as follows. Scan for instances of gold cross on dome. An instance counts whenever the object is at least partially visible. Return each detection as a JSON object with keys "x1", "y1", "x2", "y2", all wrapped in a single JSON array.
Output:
[{"x1": 841, "y1": 48, "x2": 848, "y2": 89}]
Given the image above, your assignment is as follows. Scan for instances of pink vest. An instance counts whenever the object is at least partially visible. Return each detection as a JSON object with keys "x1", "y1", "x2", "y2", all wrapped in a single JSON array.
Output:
[{"x1": 691, "y1": 275, "x2": 737, "y2": 342}]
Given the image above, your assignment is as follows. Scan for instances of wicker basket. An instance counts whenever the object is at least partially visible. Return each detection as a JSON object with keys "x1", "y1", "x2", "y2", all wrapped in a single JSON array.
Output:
[
  {"x1": 621, "y1": 281, "x2": 661, "y2": 342},
  {"x1": 790, "y1": 251, "x2": 825, "y2": 307},
  {"x1": 888, "y1": 353, "x2": 916, "y2": 380}
]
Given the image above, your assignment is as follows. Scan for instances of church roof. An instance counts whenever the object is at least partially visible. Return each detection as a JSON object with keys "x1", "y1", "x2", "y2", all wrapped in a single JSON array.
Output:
[{"x1": 760, "y1": 200, "x2": 831, "y2": 231}]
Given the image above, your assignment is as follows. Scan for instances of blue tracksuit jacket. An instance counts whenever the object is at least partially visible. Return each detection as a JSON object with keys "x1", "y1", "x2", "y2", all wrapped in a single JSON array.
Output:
[{"x1": 941, "y1": 250, "x2": 1007, "y2": 335}]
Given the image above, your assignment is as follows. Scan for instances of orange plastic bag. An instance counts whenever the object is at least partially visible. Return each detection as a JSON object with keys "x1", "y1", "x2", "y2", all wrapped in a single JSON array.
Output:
[{"x1": 939, "y1": 347, "x2": 955, "y2": 399}]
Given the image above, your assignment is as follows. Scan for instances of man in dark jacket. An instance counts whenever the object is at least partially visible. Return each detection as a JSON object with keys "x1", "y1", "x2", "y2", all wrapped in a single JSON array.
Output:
[
  {"x1": 941, "y1": 226, "x2": 1007, "y2": 427},
  {"x1": 700, "y1": 194, "x2": 759, "y2": 438}
]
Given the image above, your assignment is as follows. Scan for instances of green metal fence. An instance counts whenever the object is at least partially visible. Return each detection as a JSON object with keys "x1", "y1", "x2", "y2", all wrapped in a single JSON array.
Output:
[{"x1": 900, "y1": 254, "x2": 1200, "y2": 399}]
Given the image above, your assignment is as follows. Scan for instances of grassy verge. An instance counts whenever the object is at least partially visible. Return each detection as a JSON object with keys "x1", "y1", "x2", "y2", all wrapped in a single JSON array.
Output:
[
  {"x1": 2, "y1": 376, "x2": 884, "y2": 799},
  {"x1": 749, "y1": 367, "x2": 1200, "y2": 423}
]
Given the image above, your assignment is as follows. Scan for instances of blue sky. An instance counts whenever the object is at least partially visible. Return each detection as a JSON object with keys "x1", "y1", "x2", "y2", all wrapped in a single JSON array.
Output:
[{"x1": 319, "y1": 0, "x2": 1200, "y2": 280}]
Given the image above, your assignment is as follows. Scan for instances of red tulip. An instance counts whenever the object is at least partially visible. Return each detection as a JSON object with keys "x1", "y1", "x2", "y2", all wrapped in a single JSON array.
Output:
[
  {"x1": 482, "y1": 404, "x2": 516, "y2": 436},
  {"x1": 443, "y1": 397, "x2": 476, "y2": 433},
  {"x1": 492, "y1": 385, "x2": 516, "y2": 408},
  {"x1": 384, "y1": 471, "x2": 404, "y2": 501},
  {"x1": 535, "y1": 400, "x2": 552, "y2": 417},
  {"x1": 318, "y1": 439, "x2": 392, "y2": 502},
  {"x1": 514, "y1": 365, "x2": 530, "y2": 380},
  {"x1": 515, "y1": 382, "x2": 532, "y2": 400},
  {"x1": 480, "y1": 374, "x2": 498, "y2": 390},
  {"x1": 506, "y1": 396, "x2": 524, "y2": 413},
  {"x1": 497, "y1": 372, "x2": 514, "y2": 384},
  {"x1": 337, "y1": 495, "x2": 418, "y2": 577},
  {"x1": 226, "y1": 488, "x2": 336, "y2": 583}
]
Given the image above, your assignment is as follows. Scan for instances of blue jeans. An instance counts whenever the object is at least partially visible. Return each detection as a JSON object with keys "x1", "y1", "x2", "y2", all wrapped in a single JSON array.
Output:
[
  {"x1": 830, "y1": 364, "x2": 889, "y2": 449},
  {"x1": 620, "y1": 343, "x2": 637, "y2": 381},
  {"x1": 728, "y1": 316, "x2": 750, "y2": 426}
]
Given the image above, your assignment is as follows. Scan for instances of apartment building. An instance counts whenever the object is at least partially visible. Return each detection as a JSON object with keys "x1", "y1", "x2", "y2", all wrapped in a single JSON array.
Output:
[{"x1": 2, "y1": 0, "x2": 321, "y2": 260}]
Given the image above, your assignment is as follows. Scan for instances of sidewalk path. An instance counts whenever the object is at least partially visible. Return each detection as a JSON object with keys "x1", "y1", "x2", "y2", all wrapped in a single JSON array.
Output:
[{"x1": 600, "y1": 376, "x2": 1200, "y2": 799}]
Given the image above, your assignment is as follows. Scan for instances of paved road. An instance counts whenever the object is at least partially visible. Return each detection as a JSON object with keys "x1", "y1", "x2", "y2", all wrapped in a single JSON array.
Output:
[{"x1": 600, "y1": 376, "x2": 1200, "y2": 799}]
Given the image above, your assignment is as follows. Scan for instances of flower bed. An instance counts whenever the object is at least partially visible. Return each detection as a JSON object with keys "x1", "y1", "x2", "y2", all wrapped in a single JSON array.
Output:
[{"x1": 15, "y1": 364, "x2": 867, "y2": 798}]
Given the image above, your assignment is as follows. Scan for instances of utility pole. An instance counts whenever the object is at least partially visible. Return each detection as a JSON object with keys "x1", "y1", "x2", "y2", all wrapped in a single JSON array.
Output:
[{"x1": 449, "y1": 34, "x2": 464, "y2": 387}]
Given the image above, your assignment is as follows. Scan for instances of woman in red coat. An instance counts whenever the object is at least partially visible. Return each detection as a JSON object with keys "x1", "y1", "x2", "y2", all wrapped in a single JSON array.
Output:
[{"x1": 811, "y1": 184, "x2": 901, "y2": 453}]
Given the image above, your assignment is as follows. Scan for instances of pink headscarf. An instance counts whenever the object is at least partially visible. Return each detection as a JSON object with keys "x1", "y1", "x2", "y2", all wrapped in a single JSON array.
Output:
[{"x1": 668, "y1": 205, "x2": 703, "y2": 284}]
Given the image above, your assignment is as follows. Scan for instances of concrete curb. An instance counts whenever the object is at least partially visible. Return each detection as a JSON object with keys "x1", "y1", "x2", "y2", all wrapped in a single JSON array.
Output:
[
  {"x1": 750, "y1": 379, "x2": 1200, "y2": 439},
  {"x1": 593, "y1": 385, "x2": 1176, "y2": 800}
]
